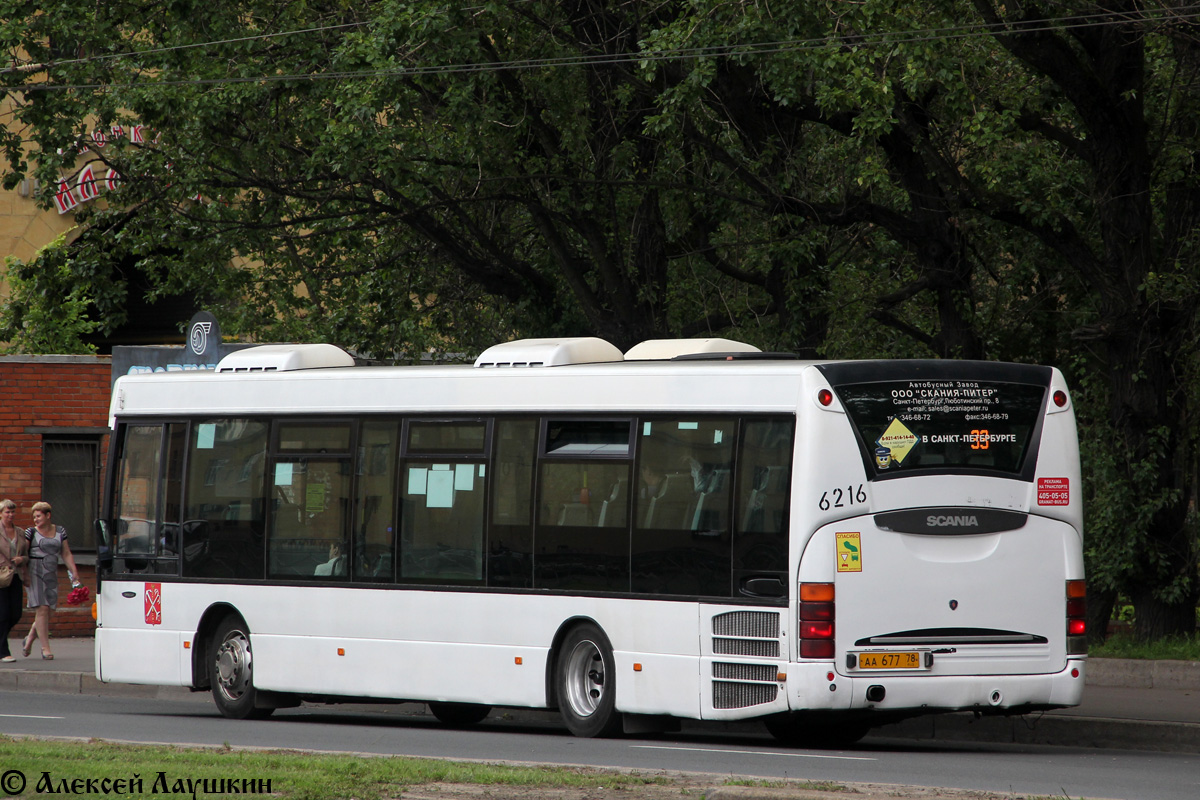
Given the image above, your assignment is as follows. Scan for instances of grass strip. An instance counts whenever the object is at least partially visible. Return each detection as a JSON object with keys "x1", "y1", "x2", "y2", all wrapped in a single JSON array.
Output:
[
  {"x1": 1090, "y1": 632, "x2": 1200, "y2": 661},
  {"x1": 0, "y1": 736, "x2": 669, "y2": 799}
]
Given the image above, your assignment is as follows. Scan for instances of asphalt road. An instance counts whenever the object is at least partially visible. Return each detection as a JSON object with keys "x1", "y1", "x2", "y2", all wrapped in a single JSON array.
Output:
[{"x1": 3, "y1": 689, "x2": 1200, "y2": 800}]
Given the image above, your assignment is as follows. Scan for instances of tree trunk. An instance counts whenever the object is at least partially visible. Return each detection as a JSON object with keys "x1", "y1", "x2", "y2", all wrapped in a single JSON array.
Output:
[
  {"x1": 1130, "y1": 588, "x2": 1198, "y2": 643},
  {"x1": 1085, "y1": 587, "x2": 1117, "y2": 647}
]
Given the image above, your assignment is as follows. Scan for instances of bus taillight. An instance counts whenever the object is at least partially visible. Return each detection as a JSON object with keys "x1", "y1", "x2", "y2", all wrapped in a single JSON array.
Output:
[
  {"x1": 1066, "y1": 580, "x2": 1087, "y2": 654},
  {"x1": 799, "y1": 582, "x2": 835, "y2": 659}
]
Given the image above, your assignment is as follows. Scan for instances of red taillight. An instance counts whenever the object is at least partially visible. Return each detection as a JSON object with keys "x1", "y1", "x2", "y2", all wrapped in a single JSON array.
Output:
[
  {"x1": 799, "y1": 582, "x2": 835, "y2": 659},
  {"x1": 800, "y1": 639, "x2": 835, "y2": 659},
  {"x1": 817, "y1": 389, "x2": 834, "y2": 407},
  {"x1": 800, "y1": 620, "x2": 834, "y2": 639},
  {"x1": 1053, "y1": 389, "x2": 1068, "y2": 408},
  {"x1": 1067, "y1": 580, "x2": 1086, "y2": 638},
  {"x1": 800, "y1": 601, "x2": 834, "y2": 621}
]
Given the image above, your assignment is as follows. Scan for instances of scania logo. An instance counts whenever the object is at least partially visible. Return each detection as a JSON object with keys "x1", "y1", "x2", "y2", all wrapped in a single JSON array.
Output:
[
  {"x1": 926, "y1": 514, "x2": 979, "y2": 527},
  {"x1": 875, "y1": 508, "x2": 1027, "y2": 534}
]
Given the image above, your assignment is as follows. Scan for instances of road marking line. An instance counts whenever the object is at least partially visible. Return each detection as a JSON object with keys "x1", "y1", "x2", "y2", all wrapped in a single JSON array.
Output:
[
  {"x1": 0, "y1": 714, "x2": 65, "y2": 719},
  {"x1": 630, "y1": 744, "x2": 874, "y2": 761}
]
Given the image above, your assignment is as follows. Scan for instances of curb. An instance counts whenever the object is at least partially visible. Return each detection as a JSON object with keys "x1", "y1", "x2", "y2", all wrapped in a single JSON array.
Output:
[
  {"x1": 875, "y1": 710, "x2": 1200, "y2": 754},
  {"x1": 1086, "y1": 658, "x2": 1200, "y2": 690},
  {"x1": 0, "y1": 670, "x2": 198, "y2": 701}
]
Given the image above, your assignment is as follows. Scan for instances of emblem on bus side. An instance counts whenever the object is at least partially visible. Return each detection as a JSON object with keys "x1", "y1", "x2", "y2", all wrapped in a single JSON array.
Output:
[{"x1": 145, "y1": 582, "x2": 162, "y2": 626}]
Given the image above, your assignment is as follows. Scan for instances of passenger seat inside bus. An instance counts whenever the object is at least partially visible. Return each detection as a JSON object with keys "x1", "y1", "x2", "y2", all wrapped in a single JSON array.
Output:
[
  {"x1": 689, "y1": 468, "x2": 731, "y2": 532},
  {"x1": 741, "y1": 466, "x2": 787, "y2": 533},
  {"x1": 595, "y1": 477, "x2": 628, "y2": 527},
  {"x1": 642, "y1": 473, "x2": 693, "y2": 528}
]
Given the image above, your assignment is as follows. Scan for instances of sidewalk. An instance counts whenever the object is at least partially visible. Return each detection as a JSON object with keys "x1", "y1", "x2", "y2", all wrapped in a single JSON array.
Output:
[{"x1": 2, "y1": 638, "x2": 1198, "y2": 753}]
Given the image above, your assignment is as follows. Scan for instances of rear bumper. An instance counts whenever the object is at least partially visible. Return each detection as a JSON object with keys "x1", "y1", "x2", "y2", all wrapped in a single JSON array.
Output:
[{"x1": 785, "y1": 658, "x2": 1086, "y2": 715}]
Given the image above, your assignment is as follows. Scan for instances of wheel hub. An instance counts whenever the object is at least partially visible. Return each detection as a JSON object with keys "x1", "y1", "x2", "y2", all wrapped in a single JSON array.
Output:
[
  {"x1": 215, "y1": 632, "x2": 252, "y2": 700},
  {"x1": 564, "y1": 640, "x2": 605, "y2": 717}
]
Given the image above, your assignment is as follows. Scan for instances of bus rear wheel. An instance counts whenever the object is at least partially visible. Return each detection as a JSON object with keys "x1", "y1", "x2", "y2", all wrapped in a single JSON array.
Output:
[
  {"x1": 429, "y1": 702, "x2": 492, "y2": 727},
  {"x1": 210, "y1": 615, "x2": 273, "y2": 720},
  {"x1": 764, "y1": 713, "x2": 869, "y2": 748},
  {"x1": 556, "y1": 622, "x2": 622, "y2": 738}
]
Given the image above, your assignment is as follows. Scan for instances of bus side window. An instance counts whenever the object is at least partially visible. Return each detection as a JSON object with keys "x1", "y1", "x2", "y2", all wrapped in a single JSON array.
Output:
[
  {"x1": 733, "y1": 418, "x2": 794, "y2": 582},
  {"x1": 355, "y1": 421, "x2": 400, "y2": 583},
  {"x1": 113, "y1": 424, "x2": 162, "y2": 558},
  {"x1": 400, "y1": 461, "x2": 485, "y2": 583},
  {"x1": 399, "y1": 420, "x2": 489, "y2": 585},
  {"x1": 183, "y1": 419, "x2": 268, "y2": 581},
  {"x1": 632, "y1": 418, "x2": 735, "y2": 597},
  {"x1": 265, "y1": 421, "x2": 353, "y2": 581},
  {"x1": 489, "y1": 419, "x2": 536, "y2": 588}
]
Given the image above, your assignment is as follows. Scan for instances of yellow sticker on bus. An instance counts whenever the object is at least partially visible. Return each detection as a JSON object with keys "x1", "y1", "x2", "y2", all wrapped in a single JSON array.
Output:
[
  {"x1": 877, "y1": 418, "x2": 918, "y2": 465},
  {"x1": 836, "y1": 532, "x2": 862, "y2": 573}
]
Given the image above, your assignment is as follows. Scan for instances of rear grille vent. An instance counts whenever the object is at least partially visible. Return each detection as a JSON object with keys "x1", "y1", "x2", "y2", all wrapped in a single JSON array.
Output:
[
  {"x1": 713, "y1": 638, "x2": 780, "y2": 657},
  {"x1": 713, "y1": 662, "x2": 777, "y2": 682},
  {"x1": 712, "y1": 610, "x2": 780, "y2": 658},
  {"x1": 712, "y1": 662, "x2": 779, "y2": 709},
  {"x1": 714, "y1": 682, "x2": 778, "y2": 709},
  {"x1": 713, "y1": 610, "x2": 779, "y2": 638}
]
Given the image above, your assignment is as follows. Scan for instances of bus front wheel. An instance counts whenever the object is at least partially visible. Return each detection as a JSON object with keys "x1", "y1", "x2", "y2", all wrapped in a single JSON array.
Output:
[
  {"x1": 210, "y1": 615, "x2": 273, "y2": 720},
  {"x1": 556, "y1": 622, "x2": 622, "y2": 738}
]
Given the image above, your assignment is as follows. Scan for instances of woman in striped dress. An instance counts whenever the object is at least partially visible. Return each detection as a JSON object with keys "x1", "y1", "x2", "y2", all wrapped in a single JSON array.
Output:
[{"x1": 22, "y1": 502, "x2": 80, "y2": 660}]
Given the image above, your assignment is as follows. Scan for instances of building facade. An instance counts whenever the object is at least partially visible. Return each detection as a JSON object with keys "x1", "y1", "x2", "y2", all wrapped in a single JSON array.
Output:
[{"x1": 1, "y1": 354, "x2": 111, "y2": 637}]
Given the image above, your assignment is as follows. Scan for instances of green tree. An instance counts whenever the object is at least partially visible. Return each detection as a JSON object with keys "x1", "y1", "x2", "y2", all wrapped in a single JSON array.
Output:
[{"x1": 645, "y1": 0, "x2": 1200, "y2": 638}]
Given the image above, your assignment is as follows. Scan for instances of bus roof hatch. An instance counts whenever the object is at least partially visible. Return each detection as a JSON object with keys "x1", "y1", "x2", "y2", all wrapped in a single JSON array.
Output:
[
  {"x1": 624, "y1": 338, "x2": 760, "y2": 360},
  {"x1": 474, "y1": 337, "x2": 624, "y2": 368},
  {"x1": 215, "y1": 344, "x2": 356, "y2": 372}
]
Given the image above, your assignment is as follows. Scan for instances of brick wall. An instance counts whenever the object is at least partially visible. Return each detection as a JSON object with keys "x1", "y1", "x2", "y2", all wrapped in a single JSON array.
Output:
[{"x1": 1, "y1": 355, "x2": 110, "y2": 639}]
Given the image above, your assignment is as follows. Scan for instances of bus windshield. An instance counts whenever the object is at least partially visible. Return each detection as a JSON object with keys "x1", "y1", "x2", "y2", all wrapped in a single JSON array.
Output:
[{"x1": 835, "y1": 379, "x2": 1046, "y2": 476}]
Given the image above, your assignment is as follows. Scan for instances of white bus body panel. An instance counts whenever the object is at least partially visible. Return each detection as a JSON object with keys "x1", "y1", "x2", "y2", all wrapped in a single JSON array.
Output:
[
  {"x1": 96, "y1": 578, "x2": 811, "y2": 720},
  {"x1": 96, "y1": 581, "x2": 724, "y2": 718},
  {"x1": 819, "y1": 514, "x2": 1075, "y2": 677}
]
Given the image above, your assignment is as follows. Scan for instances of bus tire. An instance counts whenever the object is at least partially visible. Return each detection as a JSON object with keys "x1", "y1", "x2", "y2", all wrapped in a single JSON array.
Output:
[
  {"x1": 210, "y1": 615, "x2": 273, "y2": 720},
  {"x1": 429, "y1": 702, "x2": 492, "y2": 727},
  {"x1": 764, "y1": 713, "x2": 869, "y2": 748},
  {"x1": 556, "y1": 622, "x2": 622, "y2": 738}
]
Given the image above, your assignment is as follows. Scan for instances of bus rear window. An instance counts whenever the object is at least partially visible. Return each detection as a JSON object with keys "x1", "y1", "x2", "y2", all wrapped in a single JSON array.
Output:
[{"x1": 836, "y1": 380, "x2": 1046, "y2": 476}]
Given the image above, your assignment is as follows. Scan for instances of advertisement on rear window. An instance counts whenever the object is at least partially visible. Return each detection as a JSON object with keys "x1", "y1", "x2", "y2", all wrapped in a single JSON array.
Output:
[{"x1": 836, "y1": 380, "x2": 1045, "y2": 476}]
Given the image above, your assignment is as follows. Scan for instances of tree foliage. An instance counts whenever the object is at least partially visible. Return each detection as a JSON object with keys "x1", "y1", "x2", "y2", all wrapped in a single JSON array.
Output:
[{"x1": 2, "y1": 0, "x2": 1199, "y2": 636}]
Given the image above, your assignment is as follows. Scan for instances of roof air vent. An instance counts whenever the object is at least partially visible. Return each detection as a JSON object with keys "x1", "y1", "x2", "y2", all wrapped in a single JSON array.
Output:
[
  {"x1": 624, "y1": 338, "x2": 761, "y2": 360},
  {"x1": 215, "y1": 344, "x2": 355, "y2": 373},
  {"x1": 474, "y1": 337, "x2": 623, "y2": 368}
]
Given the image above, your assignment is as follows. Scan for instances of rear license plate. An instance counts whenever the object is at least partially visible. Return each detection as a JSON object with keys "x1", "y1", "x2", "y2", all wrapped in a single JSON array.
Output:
[{"x1": 854, "y1": 650, "x2": 925, "y2": 670}]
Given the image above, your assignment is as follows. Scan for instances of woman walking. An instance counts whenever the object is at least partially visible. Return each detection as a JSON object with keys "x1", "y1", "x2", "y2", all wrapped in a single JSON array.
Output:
[
  {"x1": 0, "y1": 500, "x2": 29, "y2": 663},
  {"x1": 22, "y1": 501, "x2": 80, "y2": 660}
]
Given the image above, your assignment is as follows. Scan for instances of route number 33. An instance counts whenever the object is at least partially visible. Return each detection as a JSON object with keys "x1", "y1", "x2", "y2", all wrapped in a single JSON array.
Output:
[{"x1": 819, "y1": 484, "x2": 867, "y2": 511}]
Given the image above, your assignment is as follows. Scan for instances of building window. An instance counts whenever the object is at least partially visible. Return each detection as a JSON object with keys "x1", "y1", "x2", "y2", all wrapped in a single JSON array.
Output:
[{"x1": 42, "y1": 438, "x2": 101, "y2": 551}]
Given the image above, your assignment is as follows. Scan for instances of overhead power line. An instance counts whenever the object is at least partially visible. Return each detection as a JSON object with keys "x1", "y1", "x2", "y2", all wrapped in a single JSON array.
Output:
[{"x1": 9, "y1": 4, "x2": 1200, "y2": 93}]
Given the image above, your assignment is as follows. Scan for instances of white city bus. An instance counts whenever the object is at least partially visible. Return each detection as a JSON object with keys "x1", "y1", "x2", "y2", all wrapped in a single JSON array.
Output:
[{"x1": 95, "y1": 337, "x2": 1086, "y2": 744}]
